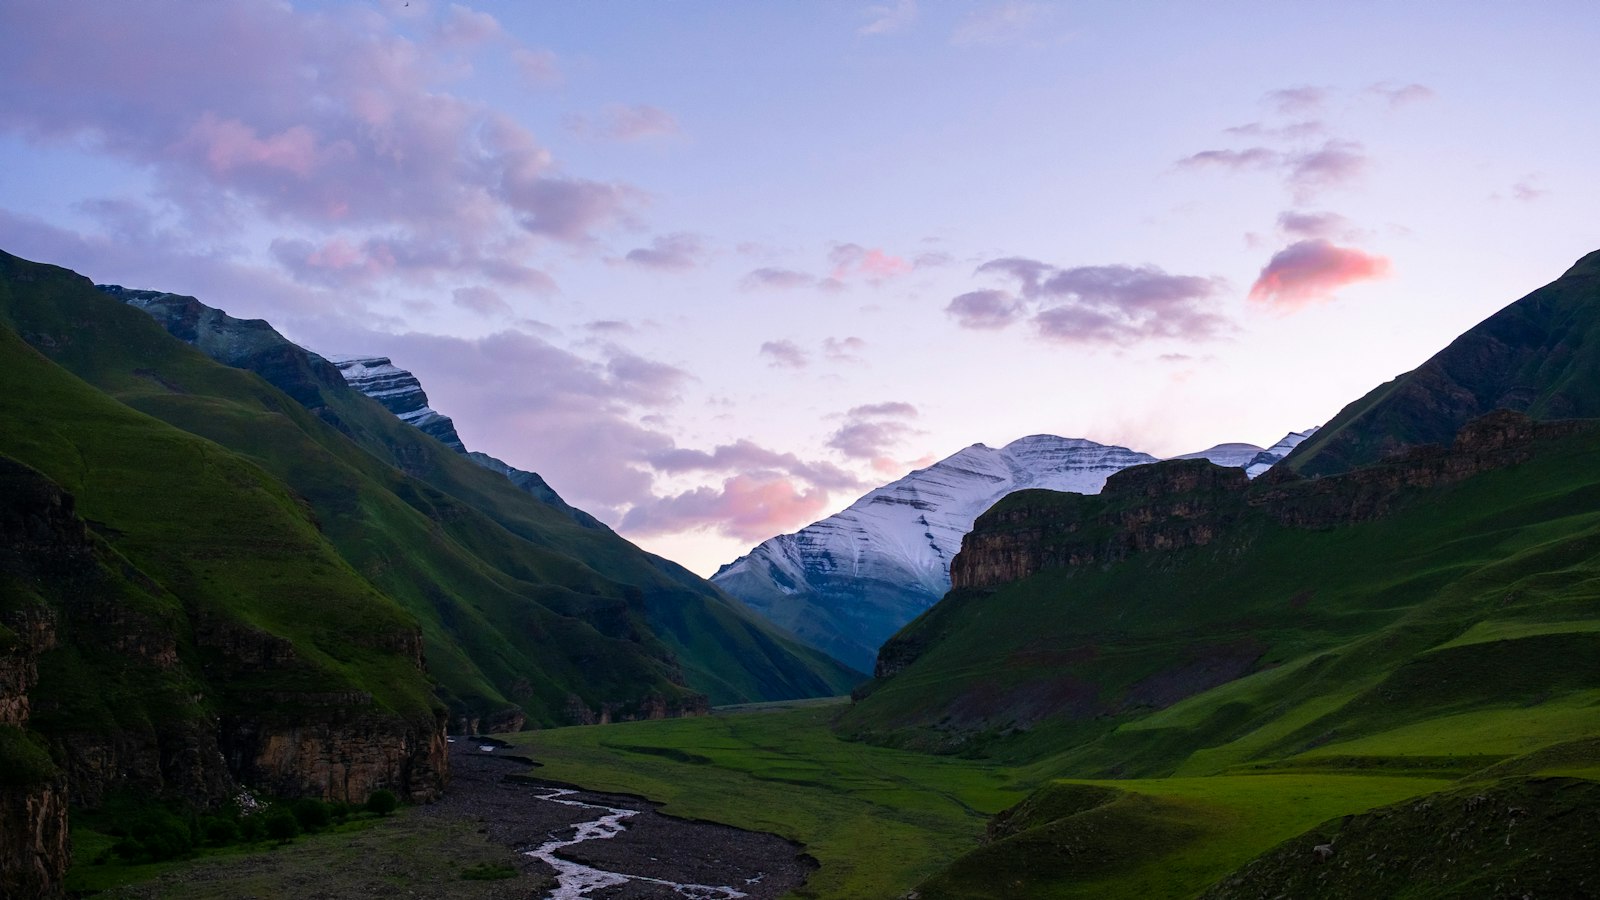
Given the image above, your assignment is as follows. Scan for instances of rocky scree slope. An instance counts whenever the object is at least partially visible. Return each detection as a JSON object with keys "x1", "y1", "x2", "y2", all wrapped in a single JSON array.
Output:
[{"x1": 714, "y1": 432, "x2": 1311, "y2": 673}]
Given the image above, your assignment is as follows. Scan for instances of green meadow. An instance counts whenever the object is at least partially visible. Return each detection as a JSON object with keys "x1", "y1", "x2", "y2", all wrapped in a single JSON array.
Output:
[{"x1": 504, "y1": 701, "x2": 1590, "y2": 899}]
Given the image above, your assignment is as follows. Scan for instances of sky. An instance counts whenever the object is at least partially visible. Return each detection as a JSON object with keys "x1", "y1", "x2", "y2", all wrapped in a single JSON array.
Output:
[{"x1": 2, "y1": 1, "x2": 1597, "y2": 576}]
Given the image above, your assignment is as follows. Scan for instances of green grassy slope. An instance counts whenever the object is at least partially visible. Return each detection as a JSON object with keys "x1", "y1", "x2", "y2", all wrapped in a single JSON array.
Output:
[
  {"x1": 0, "y1": 250, "x2": 856, "y2": 721},
  {"x1": 0, "y1": 328, "x2": 439, "y2": 799},
  {"x1": 94, "y1": 265, "x2": 861, "y2": 707},
  {"x1": 1285, "y1": 248, "x2": 1600, "y2": 476}
]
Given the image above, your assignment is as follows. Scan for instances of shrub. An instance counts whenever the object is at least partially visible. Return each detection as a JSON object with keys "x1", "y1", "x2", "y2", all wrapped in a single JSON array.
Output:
[
  {"x1": 263, "y1": 808, "x2": 300, "y2": 844},
  {"x1": 365, "y1": 788, "x2": 398, "y2": 816},
  {"x1": 201, "y1": 816, "x2": 240, "y2": 846},
  {"x1": 326, "y1": 800, "x2": 351, "y2": 822},
  {"x1": 239, "y1": 814, "x2": 265, "y2": 843},
  {"x1": 291, "y1": 798, "x2": 332, "y2": 833}
]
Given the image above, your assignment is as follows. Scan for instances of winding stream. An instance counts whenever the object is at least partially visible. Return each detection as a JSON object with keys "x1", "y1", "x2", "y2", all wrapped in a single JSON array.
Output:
[{"x1": 525, "y1": 787, "x2": 752, "y2": 899}]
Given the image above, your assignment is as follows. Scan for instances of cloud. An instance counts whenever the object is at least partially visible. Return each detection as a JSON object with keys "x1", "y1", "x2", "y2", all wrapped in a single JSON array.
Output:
[
  {"x1": 742, "y1": 267, "x2": 816, "y2": 291},
  {"x1": 621, "y1": 232, "x2": 703, "y2": 271},
  {"x1": 566, "y1": 104, "x2": 680, "y2": 141},
  {"x1": 847, "y1": 401, "x2": 917, "y2": 418},
  {"x1": 647, "y1": 440, "x2": 862, "y2": 491},
  {"x1": 859, "y1": 0, "x2": 917, "y2": 35},
  {"x1": 1276, "y1": 210, "x2": 1357, "y2": 240},
  {"x1": 1178, "y1": 140, "x2": 1367, "y2": 202},
  {"x1": 822, "y1": 336, "x2": 867, "y2": 362},
  {"x1": 1284, "y1": 140, "x2": 1367, "y2": 200},
  {"x1": 511, "y1": 48, "x2": 560, "y2": 86},
  {"x1": 759, "y1": 339, "x2": 809, "y2": 368},
  {"x1": 1368, "y1": 82, "x2": 1434, "y2": 108},
  {"x1": 828, "y1": 401, "x2": 924, "y2": 473},
  {"x1": 955, "y1": 258, "x2": 1230, "y2": 345},
  {"x1": 1248, "y1": 239, "x2": 1391, "y2": 310},
  {"x1": 1223, "y1": 121, "x2": 1326, "y2": 141},
  {"x1": 620, "y1": 473, "x2": 832, "y2": 541},
  {"x1": 1511, "y1": 177, "x2": 1547, "y2": 202},
  {"x1": 0, "y1": 0, "x2": 634, "y2": 301},
  {"x1": 451, "y1": 285, "x2": 511, "y2": 317},
  {"x1": 951, "y1": 2, "x2": 1050, "y2": 46},
  {"x1": 1265, "y1": 85, "x2": 1327, "y2": 116},
  {"x1": 828, "y1": 242, "x2": 912, "y2": 282},
  {"x1": 1177, "y1": 147, "x2": 1281, "y2": 171},
  {"x1": 946, "y1": 289, "x2": 1023, "y2": 330}
]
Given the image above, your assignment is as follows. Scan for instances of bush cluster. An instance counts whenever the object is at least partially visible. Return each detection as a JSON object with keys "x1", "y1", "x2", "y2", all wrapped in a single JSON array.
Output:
[{"x1": 101, "y1": 788, "x2": 403, "y2": 862}]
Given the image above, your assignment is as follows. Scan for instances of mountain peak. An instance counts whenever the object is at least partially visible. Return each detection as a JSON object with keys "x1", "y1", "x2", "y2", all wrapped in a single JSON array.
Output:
[{"x1": 1563, "y1": 248, "x2": 1600, "y2": 279}]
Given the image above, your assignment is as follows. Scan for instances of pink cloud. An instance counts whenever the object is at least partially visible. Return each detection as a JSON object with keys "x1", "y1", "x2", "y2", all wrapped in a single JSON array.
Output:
[
  {"x1": 860, "y1": 0, "x2": 918, "y2": 36},
  {"x1": 0, "y1": 0, "x2": 635, "y2": 298},
  {"x1": 829, "y1": 242, "x2": 912, "y2": 282},
  {"x1": 648, "y1": 440, "x2": 862, "y2": 491},
  {"x1": 1277, "y1": 210, "x2": 1355, "y2": 240},
  {"x1": 512, "y1": 48, "x2": 560, "y2": 86},
  {"x1": 1248, "y1": 239, "x2": 1391, "y2": 310},
  {"x1": 1285, "y1": 140, "x2": 1367, "y2": 200},
  {"x1": 620, "y1": 474, "x2": 831, "y2": 541},
  {"x1": 822, "y1": 336, "x2": 867, "y2": 362},
  {"x1": 1368, "y1": 82, "x2": 1434, "y2": 108}
]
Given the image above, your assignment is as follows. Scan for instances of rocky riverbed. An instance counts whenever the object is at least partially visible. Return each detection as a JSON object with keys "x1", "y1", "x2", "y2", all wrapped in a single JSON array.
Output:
[
  {"x1": 99, "y1": 741, "x2": 814, "y2": 899},
  {"x1": 430, "y1": 740, "x2": 816, "y2": 899}
]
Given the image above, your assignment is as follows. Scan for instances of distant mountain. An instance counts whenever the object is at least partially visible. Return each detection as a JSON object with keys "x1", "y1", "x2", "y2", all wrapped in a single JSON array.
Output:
[
  {"x1": 712, "y1": 431, "x2": 1311, "y2": 672},
  {"x1": 1283, "y1": 249, "x2": 1600, "y2": 476},
  {"x1": 1245, "y1": 428, "x2": 1318, "y2": 476}
]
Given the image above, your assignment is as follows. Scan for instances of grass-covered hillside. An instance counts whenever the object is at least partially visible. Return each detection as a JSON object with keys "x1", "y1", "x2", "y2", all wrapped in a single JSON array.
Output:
[
  {"x1": 1285, "y1": 248, "x2": 1600, "y2": 476},
  {"x1": 0, "y1": 323, "x2": 442, "y2": 804},
  {"x1": 0, "y1": 250, "x2": 858, "y2": 730}
]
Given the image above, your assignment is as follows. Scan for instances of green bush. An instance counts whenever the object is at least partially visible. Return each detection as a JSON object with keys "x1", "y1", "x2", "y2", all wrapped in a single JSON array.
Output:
[
  {"x1": 200, "y1": 816, "x2": 240, "y2": 846},
  {"x1": 239, "y1": 814, "x2": 266, "y2": 843},
  {"x1": 365, "y1": 788, "x2": 398, "y2": 816},
  {"x1": 326, "y1": 800, "x2": 351, "y2": 822},
  {"x1": 264, "y1": 808, "x2": 300, "y2": 844},
  {"x1": 111, "y1": 808, "x2": 194, "y2": 862},
  {"x1": 291, "y1": 798, "x2": 332, "y2": 832}
]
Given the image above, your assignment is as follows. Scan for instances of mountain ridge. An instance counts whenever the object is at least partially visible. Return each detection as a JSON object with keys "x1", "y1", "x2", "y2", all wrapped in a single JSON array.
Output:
[{"x1": 713, "y1": 430, "x2": 1312, "y2": 672}]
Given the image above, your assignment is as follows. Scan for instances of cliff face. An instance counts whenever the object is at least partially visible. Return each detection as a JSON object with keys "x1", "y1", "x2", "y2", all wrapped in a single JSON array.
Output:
[
  {"x1": 0, "y1": 454, "x2": 446, "y2": 824},
  {"x1": 952, "y1": 411, "x2": 1585, "y2": 592}
]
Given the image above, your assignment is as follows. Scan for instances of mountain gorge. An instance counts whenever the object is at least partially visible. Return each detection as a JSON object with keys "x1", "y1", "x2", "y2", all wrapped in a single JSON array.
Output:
[
  {"x1": 0, "y1": 248, "x2": 859, "y2": 894},
  {"x1": 713, "y1": 431, "x2": 1312, "y2": 672}
]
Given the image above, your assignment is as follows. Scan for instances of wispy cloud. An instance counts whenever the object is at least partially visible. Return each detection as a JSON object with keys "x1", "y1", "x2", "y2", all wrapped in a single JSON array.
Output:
[
  {"x1": 827, "y1": 402, "x2": 923, "y2": 473},
  {"x1": 859, "y1": 0, "x2": 917, "y2": 36},
  {"x1": 759, "y1": 339, "x2": 809, "y2": 368},
  {"x1": 566, "y1": 104, "x2": 680, "y2": 141},
  {"x1": 951, "y1": 2, "x2": 1051, "y2": 46},
  {"x1": 620, "y1": 232, "x2": 704, "y2": 271},
  {"x1": 1367, "y1": 81, "x2": 1434, "y2": 108}
]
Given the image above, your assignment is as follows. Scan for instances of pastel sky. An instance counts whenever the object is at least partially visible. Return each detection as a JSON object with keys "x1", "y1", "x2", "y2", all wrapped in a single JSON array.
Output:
[{"x1": 3, "y1": 1, "x2": 1597, "y2": 575}]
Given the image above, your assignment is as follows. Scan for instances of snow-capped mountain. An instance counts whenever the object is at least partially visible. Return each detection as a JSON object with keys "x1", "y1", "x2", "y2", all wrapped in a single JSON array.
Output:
[
  {"x1": 329, "y1": 355, "x2": 467, "y2": 452},
  {"x1": 1245, "y1": 428, "x2": 1319, "y2": 477},
  {"x1": 713, "y1": 430, "x2": 1316, "y2": 672}
]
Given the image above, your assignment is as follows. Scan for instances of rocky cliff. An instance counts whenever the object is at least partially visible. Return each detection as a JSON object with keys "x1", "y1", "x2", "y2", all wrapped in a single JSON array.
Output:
[{"x1": 951, "y1": 410, "x2": 1588, "y2": 592}]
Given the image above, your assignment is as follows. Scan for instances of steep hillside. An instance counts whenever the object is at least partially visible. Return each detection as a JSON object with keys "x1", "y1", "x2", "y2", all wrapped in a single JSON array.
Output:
[
  {"x1": 844, "y1": 409, "x2": 1600, "y2": 772},
  {"x1": 714, "y1": 432, "x2": 1311, "y2": 673},
  {"x1": 2, "y1": 251, "x2": 857, "y2": 731},
  {"x1": 1285, "y1": 249, "x2": 1600, "y2": 476},
  {"x1": 0, "y1": 326, "x2": 448, "y2": 813}
]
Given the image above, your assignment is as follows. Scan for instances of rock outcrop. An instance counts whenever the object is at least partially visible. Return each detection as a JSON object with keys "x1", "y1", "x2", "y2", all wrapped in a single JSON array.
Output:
[{"x1": 952, "y1": 411, "x2": 1590, "y2": 591}]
